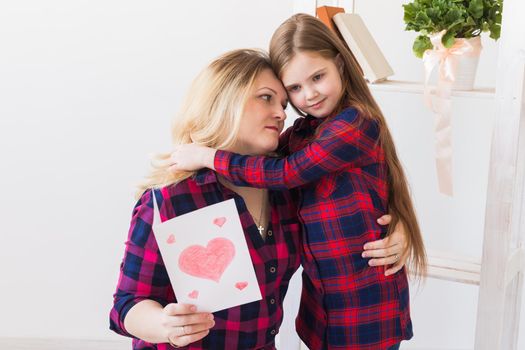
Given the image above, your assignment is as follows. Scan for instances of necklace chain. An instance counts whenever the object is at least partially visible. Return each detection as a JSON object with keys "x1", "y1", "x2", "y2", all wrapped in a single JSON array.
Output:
[{"x1": 255, "y1": 191, "x2": 267, "y2": 236}]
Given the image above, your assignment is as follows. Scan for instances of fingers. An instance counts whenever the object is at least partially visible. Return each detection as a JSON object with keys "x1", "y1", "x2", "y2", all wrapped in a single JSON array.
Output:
[
  {"x1": 367, "y1": 254, "x2": 400, "y2": 267},
  {"x1": 362, "y1": 242, "x2": 401, "y2": 259},
  {"x1": 363, "y1": 235, "x2": 400, "y2": 251},
  {"x1": 163, "y1": 303, "x2": 197, "y2": 316},
  {"x1": 376, "y1": 214, "x2": 392, "y2": 225},
  {"x1": 163, "y1": 304, "x2": 213, "y2": 327},
  {"x1": 164, "y1": 313, "x2": 214, "y2": 328},
  {"x1": 166, "y1": 318, "x2": 215, "y2": 348},
  {"x1": 385, "y1": 261, "x2": 404, "y2": 276},
  {"x1": 168, "y1": 328, "x2": 212, "y2": 348},
  {"x1": 179, "y1": 320, "x2": 215, "y2": 336},
  {"x1": 163, "y1": 303, "x2": 215, "y2": 347},
  {"x1": 363, "y1": 237, "x2": 386, "y2": 251},
  {"x1": 385, "y1": 251, "x2": 409, "y2": 276},
  {"x1": 364, "y1": 235, "x2": 406, "y2": 270}
]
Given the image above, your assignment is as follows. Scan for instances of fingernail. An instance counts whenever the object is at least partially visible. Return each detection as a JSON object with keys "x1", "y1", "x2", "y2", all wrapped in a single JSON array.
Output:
[
  {"x1": 361, "y1": 252, "x2": 367, "y2": 258},
  {"x1": 368, "y1": 261, "x2": 375, "y2": 266},
  {"x1": 208, "y1": 314, "x2": 214, "y2": 320}
]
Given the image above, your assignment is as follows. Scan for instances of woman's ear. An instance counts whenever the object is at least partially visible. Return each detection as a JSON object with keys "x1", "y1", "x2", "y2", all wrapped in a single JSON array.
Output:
[{"x1": 335, "y1": 53, "x2": 344, "y2": 75}]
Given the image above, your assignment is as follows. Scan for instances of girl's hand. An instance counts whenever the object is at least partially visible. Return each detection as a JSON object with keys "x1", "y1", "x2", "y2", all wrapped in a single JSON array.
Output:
[
  {"x1": 362, "y1": 215, "x2": 409, "y2": 276},
  {"x1": 169, "y1": 144, "x2": 216, "y2": 172},
  {"x1": 162, "y1": 303, "x2": 215, "y2": 348}
]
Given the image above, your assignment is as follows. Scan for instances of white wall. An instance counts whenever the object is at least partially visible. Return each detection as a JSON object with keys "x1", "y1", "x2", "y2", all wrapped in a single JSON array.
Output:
[{"x1": 0, "y1": 0, "x2": 294, "y2": 341}]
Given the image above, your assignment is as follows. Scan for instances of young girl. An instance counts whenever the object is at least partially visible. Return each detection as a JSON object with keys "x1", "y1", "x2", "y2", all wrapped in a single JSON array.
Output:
[{"x1": 170, "y1": 14, "x2": 426, "y2": 350}]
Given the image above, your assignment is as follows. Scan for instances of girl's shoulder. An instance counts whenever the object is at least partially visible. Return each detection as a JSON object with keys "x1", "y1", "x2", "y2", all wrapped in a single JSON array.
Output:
[
  {"x1": 327, "y1": 107, "x2": 380, "y2": 134},
  {"x1": 333, "y1": 107, "x2": 361, "y2": 124}
]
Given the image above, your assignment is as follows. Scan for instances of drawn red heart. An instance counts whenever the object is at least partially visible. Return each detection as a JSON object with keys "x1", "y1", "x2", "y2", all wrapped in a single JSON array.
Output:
[
  {"x1": 188, "y1": 290, "x2": 199, "y2": 299},
  {"x1": 213, "y1": 217, "x2": 227, "y2": 227},
  {"x1": 235, "y1": 282, "x2": 248, "y2": 291},
  {"x1": 166, "y1": 234, "x2": 176, "y2": 244},
  {"x1": 178, "y1": 237, "x2": 235, "y2": 282}
]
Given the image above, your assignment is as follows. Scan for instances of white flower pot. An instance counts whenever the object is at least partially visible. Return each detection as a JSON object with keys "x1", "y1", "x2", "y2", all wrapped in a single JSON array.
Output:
[
  {"x1": 450, "y1": 36, "x2": 482, "y2": 91},
  {"x1": 426, "y1": 35, "x2": 483, "y2": 91}
]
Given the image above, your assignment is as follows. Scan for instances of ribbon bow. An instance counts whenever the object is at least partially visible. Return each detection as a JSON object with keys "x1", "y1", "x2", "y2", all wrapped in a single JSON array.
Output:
[
  {"x1": 423, "y1": 30, "x2": 482, "y2": 105},
  {"x1": 421, "y1": 31, "x2": 482, "y2": 196}
]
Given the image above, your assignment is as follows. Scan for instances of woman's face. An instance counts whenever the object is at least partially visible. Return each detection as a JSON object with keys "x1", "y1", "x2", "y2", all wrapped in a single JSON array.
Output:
[{"x1": 233, "y1": 69, "x2": 288, "y2": 155}]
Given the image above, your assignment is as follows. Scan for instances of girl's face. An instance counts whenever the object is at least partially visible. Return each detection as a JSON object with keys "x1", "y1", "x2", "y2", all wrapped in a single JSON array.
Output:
[
  {"x1": 281, "y1": 51, "x2": 344, "y2": 118},
  {"x1": 233, "y1": 69, "x2": 288, "y2": 156}
]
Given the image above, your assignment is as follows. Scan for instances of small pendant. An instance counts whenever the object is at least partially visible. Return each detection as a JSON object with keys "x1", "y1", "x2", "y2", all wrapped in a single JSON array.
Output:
[{"x1": 258, "y1": 225, "x2": 265, "y2": 235}]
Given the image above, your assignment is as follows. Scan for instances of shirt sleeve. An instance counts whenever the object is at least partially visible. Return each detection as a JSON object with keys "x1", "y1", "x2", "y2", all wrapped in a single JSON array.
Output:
[
  {"x1": 214, "y1": 108, "x2": 380, "y2": 189},
  {"x1": 109, "y1": 189, "x2": 174, "y2": 337}
]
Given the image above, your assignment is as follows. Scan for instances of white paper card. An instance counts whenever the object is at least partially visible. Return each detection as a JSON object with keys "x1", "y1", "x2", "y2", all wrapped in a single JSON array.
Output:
[{"x1": 151, "y1": 192, "x2": 262, "y2": 312}]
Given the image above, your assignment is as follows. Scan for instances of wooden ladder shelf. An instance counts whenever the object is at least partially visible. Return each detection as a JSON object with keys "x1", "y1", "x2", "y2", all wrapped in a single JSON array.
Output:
[{"x1": 426, "y1": 0, "x2": 525, "y2": 348}]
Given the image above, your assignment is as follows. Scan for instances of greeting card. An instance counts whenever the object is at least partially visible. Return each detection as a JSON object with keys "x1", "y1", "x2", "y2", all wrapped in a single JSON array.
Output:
[{"x1": 152, "y1": 192, "x2": 262, "y2": 312}]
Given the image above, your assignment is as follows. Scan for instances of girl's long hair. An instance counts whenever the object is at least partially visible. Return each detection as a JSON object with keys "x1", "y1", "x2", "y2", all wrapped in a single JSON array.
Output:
[
  {"x1": 137, "y1": 49, "x2": 273, "y2": 198},
  {"x1": 269, "y1": 13, "x2": 427, "y2": 279}
]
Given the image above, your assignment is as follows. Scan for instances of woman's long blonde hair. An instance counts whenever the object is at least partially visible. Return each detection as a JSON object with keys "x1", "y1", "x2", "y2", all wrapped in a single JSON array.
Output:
[
  {"x1": 269, "y1": 14, "x2": 427, "y2": 279},
  {"x1": 137, "y1": 49, "x2": 273, "y2": 198}
]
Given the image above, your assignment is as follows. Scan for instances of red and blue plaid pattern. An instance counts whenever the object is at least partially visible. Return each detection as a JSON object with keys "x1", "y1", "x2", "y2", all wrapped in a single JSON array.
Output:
[
  {"x1": 110, "y1": 169, "x2": 302, "y2": 349},
  {"x1": 214, "y1": 107, "x2": 413, "y2": 349}
]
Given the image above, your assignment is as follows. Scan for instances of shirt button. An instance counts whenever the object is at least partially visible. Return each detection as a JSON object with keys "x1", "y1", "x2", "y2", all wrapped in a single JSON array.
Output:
[
  {"x1": 267, "y1": 230, "x2": 273, "y2": 236},
  {"x1": 270, "y1": 329, "x2": 276, "y2": 335},
  {"x1": 270, "y1": 298, "x2": 275, "y2": 304},
  {"x1": 269, "y1": 266, "x2": 276, "y2": 273}
]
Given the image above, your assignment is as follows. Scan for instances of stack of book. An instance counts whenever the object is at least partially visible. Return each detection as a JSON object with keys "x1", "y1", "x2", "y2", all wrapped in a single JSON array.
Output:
[{"x1": 316, "y1": 6, "x2": 394, "y2": 83}]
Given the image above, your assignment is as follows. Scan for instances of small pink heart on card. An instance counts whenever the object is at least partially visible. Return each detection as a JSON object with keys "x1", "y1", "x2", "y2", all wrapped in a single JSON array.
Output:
[
  {"x1": 213, "y1": 217, "x2": 227, "y2": 227},
  {"x1": 235, "y1": 282, "x2": 248, "y2": 291},
  {"x1": 166, "y1": 234, "x2": 176, "y2": 244},
  {"x1": 188, "y1": 290, "x2": 199, "y2": 299}
]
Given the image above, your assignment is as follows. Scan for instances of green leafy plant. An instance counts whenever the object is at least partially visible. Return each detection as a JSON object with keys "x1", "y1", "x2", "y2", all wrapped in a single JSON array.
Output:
[{"x1": 403, "y1": 0, "x2": 503, "y2": 58}]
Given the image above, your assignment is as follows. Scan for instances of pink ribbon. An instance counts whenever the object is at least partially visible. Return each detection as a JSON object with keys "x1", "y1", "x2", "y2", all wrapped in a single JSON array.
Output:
[{"x1": 422, "y1": 31, "x2": 482, "y2": 196}]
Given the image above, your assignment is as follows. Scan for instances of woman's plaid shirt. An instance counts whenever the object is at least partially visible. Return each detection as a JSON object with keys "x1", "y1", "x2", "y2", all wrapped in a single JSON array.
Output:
[
  {"x1": 110, "y1": 170, "x2": 302, "y2": 349},
  {"x1": 214, "y1": 108, "x2": 413, "y2": 349}
]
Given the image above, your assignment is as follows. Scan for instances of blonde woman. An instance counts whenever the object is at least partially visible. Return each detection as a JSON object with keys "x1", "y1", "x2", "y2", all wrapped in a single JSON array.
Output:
[{"x1": 110, "y1": 49, "x2": 409, "y2": 349}]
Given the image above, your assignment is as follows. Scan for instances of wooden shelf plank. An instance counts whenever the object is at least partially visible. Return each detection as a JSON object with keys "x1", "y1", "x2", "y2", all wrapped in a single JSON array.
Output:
[
  {"x1": 414, "y1": 250, "x2": 482, "y2": 285},
  {"x1": 368, "y1": 80, "x2": 495, "y2": 99}
]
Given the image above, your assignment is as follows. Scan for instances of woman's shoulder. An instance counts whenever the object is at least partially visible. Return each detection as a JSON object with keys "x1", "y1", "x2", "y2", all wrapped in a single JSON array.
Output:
[
  {"x1": 137, "y1": 180, "x2": 191, "y2": 204},
  {"x1": 128, "y1": 176, "x2": 217, "y2": 251},
  {"x1": 135, "y1": 177, "x2": 201, "y2": 218}
]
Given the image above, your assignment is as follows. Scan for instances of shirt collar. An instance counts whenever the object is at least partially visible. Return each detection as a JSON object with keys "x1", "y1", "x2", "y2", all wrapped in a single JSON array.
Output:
[
  {"x1": 293, "y1": 114, "x2": 326, "y2": 134},
  {"x1": 293, "y1": 105, "x2": 352, "y2": 134},
  {"x1": 193, "y1": 168, "x2": 220, "y2": 186}
]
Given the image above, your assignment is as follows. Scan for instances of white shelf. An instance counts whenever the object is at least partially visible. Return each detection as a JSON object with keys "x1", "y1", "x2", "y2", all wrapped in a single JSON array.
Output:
[
  {"x1": 368, "y1": 80, "x2": 495, "y2": 100},
  {"x1": 422, "y1": 250, "x2": 481, "y2": 285}
]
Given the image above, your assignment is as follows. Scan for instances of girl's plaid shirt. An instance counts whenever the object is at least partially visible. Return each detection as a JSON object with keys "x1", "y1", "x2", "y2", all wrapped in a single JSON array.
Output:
[{"x1": 213, "y1": 108, "x2": 413, "y2": 349}]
